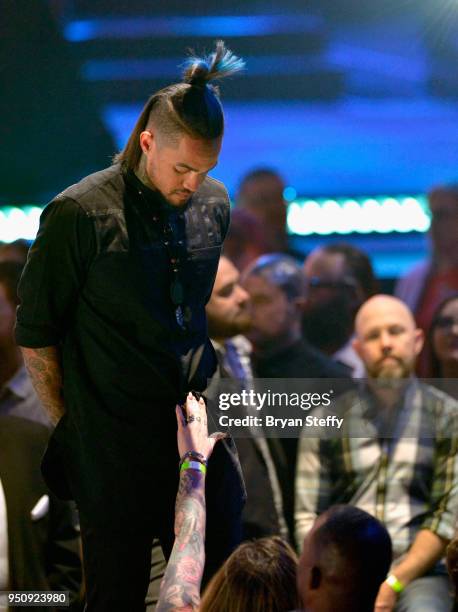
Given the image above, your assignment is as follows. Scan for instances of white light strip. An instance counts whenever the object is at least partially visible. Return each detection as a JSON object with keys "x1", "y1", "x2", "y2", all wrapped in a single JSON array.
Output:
[
  {"x1": 286, "y1": 195, "x2": 430, "y2": 235},
  {"x1": 0, "y1": 195, "x2": 430, "y2": 241},
  {"x1": 0, "y1": 207, "x2": 43, "y2": 243}
]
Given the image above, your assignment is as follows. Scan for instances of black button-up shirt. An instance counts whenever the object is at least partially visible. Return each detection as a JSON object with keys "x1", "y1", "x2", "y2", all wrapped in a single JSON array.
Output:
[{"x1": 16, "y1": 163, "x2": 230, "y2": 434}]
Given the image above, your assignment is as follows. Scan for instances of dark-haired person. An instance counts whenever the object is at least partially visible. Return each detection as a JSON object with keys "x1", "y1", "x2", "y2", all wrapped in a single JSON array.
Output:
[
  {"x1": 15, "y1": 42, "x2": 246, "y2": 611},
  {"x1": 242, "y1": 254, "x2": 350, "y2": 546},
  {"x1": 396, "y1": 184, "x2": 458, "y2": 376},
  {"x1": 302, "y1": 243, "x2": 378, "y2": 377},
  {"x1": 297, "y1": 505, "x2": 392, "y2": 612},
  {"x1": 235, "y1": 167, "x2": 288, "y2": 253},
  {"x1": 426, "y1": 294, "x2": 458, "y2": 378}
]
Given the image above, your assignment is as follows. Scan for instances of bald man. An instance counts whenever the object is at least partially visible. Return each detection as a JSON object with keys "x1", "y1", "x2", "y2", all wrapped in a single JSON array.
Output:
[{"x1": 295, "y1": 295, "x2": 458, "y2": 612}]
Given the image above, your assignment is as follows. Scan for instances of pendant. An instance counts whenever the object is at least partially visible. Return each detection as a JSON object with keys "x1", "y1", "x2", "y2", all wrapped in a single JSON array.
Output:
[{"x1": 175, "y1": 305, "x2": 185, "y2": 329}]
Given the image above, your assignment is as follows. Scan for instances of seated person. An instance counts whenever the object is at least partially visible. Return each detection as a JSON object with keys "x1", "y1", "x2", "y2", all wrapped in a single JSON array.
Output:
[
  {"x1": 302, "y1": 243, "x2": 378, "y2": 377},
  {"x1": 396, "y1": 183, "x2": 458, "y2": 375},
  {"x1": 242, "y1": 253, "x2": 350, "y2": 545},
  {"x1": 297, "y1": 505, "x2": 392, "y2": 612},
  {"x1": 295, "y1": 295, "x2": 458, "y2": 612},
  {"x1": 156, "y1": 393, "x2": 299, "y2": 612},
  {"x1": 0, "y1": 415, "x2": 82, "y2": 611},
  {"x1": 425, "y1": 294, "x2": 458, "y2": 378}
]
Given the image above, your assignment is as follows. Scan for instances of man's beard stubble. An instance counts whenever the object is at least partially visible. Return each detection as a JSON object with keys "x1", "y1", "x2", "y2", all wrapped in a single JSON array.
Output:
[
  {"x1": 208, "y1": 310, "x2": 252, "y2": 340},
  {"x1": 368, "y1": 355, "x2": 413, "y2": 380}
]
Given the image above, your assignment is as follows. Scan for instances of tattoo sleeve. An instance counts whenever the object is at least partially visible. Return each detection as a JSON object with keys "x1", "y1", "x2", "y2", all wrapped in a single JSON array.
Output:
[
  {"x1": 21, "y1": 346, "x2": 65, "y2": 425},
  {"x1": 156, "y1": 469, "x2": 206, "y2": 612}
]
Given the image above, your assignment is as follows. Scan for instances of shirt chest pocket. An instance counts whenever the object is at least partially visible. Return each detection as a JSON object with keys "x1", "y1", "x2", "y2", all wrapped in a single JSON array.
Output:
[
  {"x1": 184, "y1": 245, "x2": 221, "y2": 304},
  {"x1": 85, "y1": 248, "x2": 169, "y2": 306}
]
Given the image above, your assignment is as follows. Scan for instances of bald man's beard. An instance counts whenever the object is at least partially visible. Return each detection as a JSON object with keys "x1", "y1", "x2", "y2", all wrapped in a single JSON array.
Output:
[{"x1": 366, "y1": 356, "x2": 414, "y2": 380}]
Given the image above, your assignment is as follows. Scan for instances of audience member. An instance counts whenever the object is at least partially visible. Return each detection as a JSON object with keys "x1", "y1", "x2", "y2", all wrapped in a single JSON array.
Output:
[
  {"x1": 296, "y1": 295, "x2": 458, "y2": 611},
  {"x1": 156, "y1": 393, "x2": 299, "y2": 612},
  {"x1": 243, "y1": 254, "x2": 350, "y2": 380},
  {"x1": 222, "y1": 208, "x2": 270, "y2": 272},
  {"x1": 200, "y1": 536, "x2": 298, "y2": 612},
  {"x1": 0, "y1": 239, "x2": 30, "y2": 264},
  {"x1": 206, "y1": 255, "x2": 288, "y2": 540},
  {"x1": 302, "y1": 243, "x2": 378, "y2": 377},
  {"x1": 242, "y1": 253, "x2": 350, "y2": 545},
  {"x1": 236, "y1": 168, "x2": 288, "y2": 253},
  {"x1": 0, "y1": 415, "x2": 82, "y2": 611},
  {"x1": 396, "y1": 184, "x2": 458, "y2": 375},
  {"x1": 426, "y1": 294, "x2": 458, "y2": 378},
  {"x1": 297, "y1": 505, "x2": 392, "y2": 612},
  {"x1": 0, "y1": 262, "x2": 50, "y2": 426}
]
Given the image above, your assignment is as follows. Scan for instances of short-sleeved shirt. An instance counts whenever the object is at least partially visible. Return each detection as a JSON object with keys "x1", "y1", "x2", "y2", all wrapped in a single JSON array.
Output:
[{"x1": 15, "y1": 164, "x2": 230, "y2": 505}]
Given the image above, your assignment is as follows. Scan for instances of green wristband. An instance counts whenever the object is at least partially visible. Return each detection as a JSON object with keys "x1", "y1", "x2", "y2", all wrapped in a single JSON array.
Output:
[
  {"x1": 386, "y1": 574, "x2": 404, "y2": 594},
  {"x1": 180, "y1": 460, "x2": 207, "y2": 475}
]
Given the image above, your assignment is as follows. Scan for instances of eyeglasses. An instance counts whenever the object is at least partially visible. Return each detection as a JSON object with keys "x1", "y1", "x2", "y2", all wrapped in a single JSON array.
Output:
[{"x1": 435, "y1": 316, "x2": 458, "y2": 330}]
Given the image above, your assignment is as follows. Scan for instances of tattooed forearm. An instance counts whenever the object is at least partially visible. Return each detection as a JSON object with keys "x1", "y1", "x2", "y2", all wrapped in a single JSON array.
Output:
[
  {"x1": 156, "y1": 469, "x2": 206, "y2": 612},
  {"x1": 21, "y1": 346, "x2": 65, "y2": 425}
]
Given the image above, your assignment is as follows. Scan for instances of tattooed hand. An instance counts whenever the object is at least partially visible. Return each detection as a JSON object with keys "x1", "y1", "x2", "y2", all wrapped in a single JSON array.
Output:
[{"x1": 176, "y1": 392, "x2": 226, "y2": 460}]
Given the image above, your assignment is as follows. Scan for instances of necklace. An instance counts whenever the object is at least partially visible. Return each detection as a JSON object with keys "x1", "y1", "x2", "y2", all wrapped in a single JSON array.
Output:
[{"x1": 130, "y1": 172, "x2": 192, "y2": 332}]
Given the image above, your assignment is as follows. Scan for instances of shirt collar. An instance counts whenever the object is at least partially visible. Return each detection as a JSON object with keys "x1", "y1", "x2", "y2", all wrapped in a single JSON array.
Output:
[
  {"x1": 358, "y1": 376, "x2": 418, "y2": 421},
  {"x1": 124, "y1": 167, "x2": 192, "y2": 216}
]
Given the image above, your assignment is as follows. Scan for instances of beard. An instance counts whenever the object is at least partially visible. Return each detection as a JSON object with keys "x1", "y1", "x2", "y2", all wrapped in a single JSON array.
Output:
[
  {"x1": 302, "y1": 294, "x2": 355, "y2": 353},
  {"x1": 367, "y1": 356, "x2": 413, "y2": 380},
  {"x1": 208, "y1": 310, "x2": 252, "y2": 340}
]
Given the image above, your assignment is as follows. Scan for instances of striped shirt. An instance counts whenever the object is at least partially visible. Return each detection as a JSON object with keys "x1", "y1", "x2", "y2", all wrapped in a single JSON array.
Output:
[{"x1": 295, "y1": 380, "x2": 458, "y2": 560}]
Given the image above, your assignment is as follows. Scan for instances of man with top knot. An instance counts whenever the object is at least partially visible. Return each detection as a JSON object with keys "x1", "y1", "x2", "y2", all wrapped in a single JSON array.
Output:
[{"x1": 16, "y1": 41, "x2": 246, "y2": 611}]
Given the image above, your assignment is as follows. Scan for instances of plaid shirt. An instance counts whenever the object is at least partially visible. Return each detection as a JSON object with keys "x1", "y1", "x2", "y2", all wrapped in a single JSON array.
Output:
[{"x1": 295, "y1": 380, "x2": 458, "y2": 560}]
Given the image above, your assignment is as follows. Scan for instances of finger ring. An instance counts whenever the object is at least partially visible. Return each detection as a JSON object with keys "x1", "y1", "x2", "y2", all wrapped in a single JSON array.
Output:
[{"x1": 186, "y1": 415, "x2": 196, "y2": 424}]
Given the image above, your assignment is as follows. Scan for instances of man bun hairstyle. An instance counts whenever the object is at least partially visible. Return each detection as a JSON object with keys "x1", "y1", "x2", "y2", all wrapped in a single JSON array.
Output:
[
  {"x1": 115, "y1": 40, "x2": 244, "y2": 170},
  {"x1": 183, "y1": 41, "x2": 245, "y2": 88}
]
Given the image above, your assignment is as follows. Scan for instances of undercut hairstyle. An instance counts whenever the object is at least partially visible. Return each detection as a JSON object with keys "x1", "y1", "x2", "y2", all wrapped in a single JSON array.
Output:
[
  {"x1": 114, "y1": 40, "x2": 244, "y2": 170},
  {"x1": 200, "y1": 536, "x2": 299, "y2": 612},
  {"x1": 245, "y1": 253, "x2": 305, "y2": 301},
  {"x1": 314, "y1": 505, "x2": 392, "y2": 611},
  {"x1": 321, "y1": 243, "x2": 378, "y2": 298},
  {"x1": 0, "y1": 261, "x2": 24, "y2": 305}
]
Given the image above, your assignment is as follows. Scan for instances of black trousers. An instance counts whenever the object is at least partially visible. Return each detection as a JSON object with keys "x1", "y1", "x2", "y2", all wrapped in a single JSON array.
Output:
[{"x1": 77, "y1": 437, "x2": 245, "y2": 611}]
